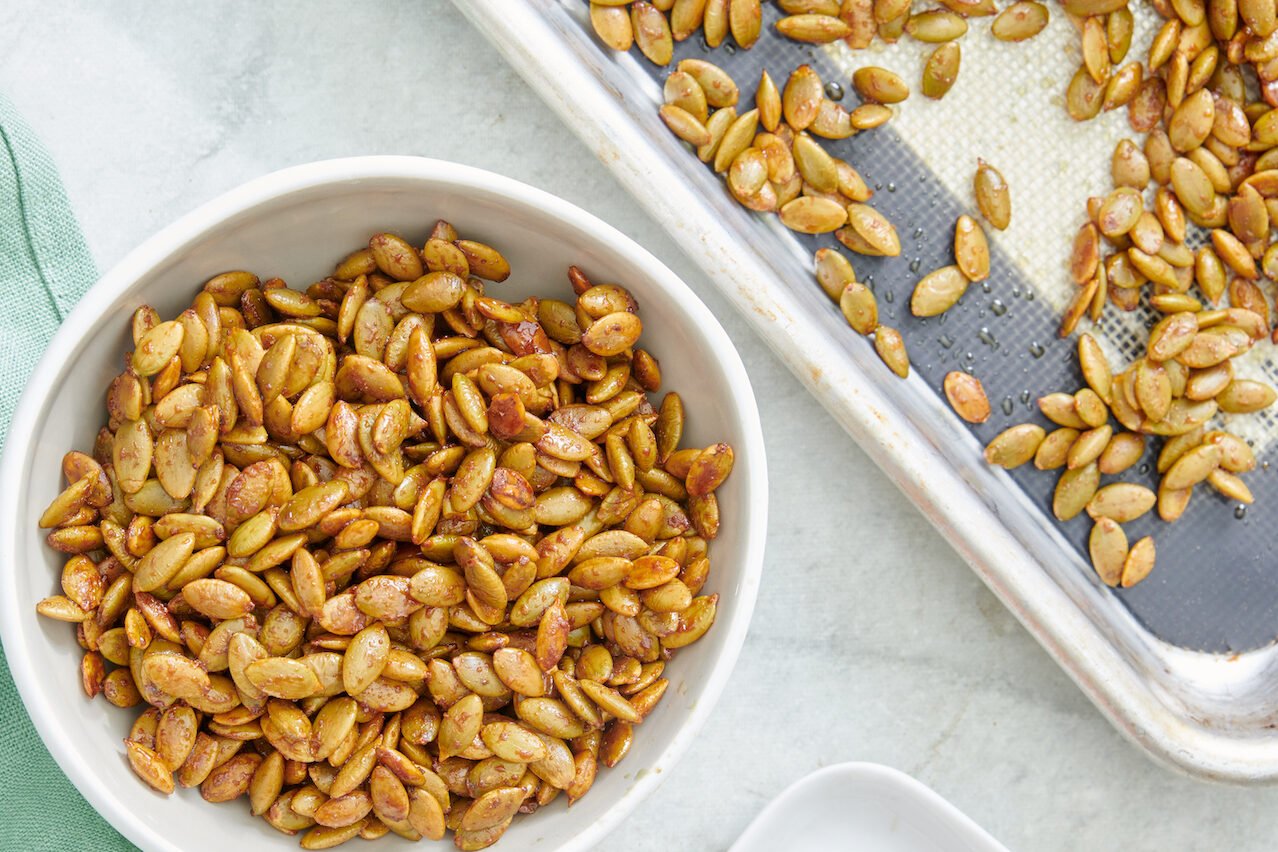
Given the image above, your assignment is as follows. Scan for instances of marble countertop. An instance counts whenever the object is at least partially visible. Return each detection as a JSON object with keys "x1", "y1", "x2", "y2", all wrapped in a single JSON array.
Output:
[{"x1": 5, "y1": 1, "x2": 1278, "y2": 849}]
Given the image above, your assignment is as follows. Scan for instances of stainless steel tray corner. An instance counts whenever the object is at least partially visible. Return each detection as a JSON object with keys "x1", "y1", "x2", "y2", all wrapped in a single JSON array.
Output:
[{"x1": 456, "y1": 0, "x2": 1278, "y2": 782}]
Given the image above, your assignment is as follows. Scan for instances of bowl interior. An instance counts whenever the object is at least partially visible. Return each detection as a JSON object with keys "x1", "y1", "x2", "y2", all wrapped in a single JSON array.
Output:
[{"x1": 2, "y1": 160, "x2": 765, "y2": 851}]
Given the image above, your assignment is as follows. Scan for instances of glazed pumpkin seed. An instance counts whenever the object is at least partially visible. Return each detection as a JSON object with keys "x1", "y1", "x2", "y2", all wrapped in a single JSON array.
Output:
[
  {"x1": 792, "y1": 133, "x2": 838, "y2": 193},
  {"x1": 972, "y1": 160, "x2": 1011, "y2": 230},
  {"x1": 992, "y1": 1, "x2": 1048, "y2": 40},
  {"x1": 776, "y1": 12, "x2": 852, "y2": 40},
  {"x1": 782, "y1": 65, "x2": 823, "y2": 131},
  {"x1": 1102, "y1": 62, "x2": 1142, "y2": 111},
  {"x1": 590, "y1": 3, "x2": 634, "y2": 50},
  {"x1": 678, "y1": 59, "x2": 740, "y2": 108},
  {"x1": 846, "y1": 204, "x2": 902, "y2": 256},
  {"x1": 713, "y1": 108, "x2": 759, "y2": 173},
  {"x1": 698, "y1": 106, "x2": 737, "y2": 163},
  {"x1": 1087, "y1": 483, "x2": 1156, "y2": 522},
  {"x1": 1066, "y1": 67, "x2": 1104, "y2": 121},
  {"x1": 873, "y1": 326, "x2": 910, "y2": 378},
  {"x1": 952, "y1": 215, "x2": 989, "y2": 282},
  {"x1": 1120, "y1": 537, "x2": 1156, "y2": 587},
  {"x1": 779, "y1": 197, "x2": 848, "y2": 233},
  {"x1": 921, "y1": 43, "x2": 961, "y2": 100},
  {"x1": 1217, "y1": 379, "x2": 1278, "y2": 413},
  {"x1": 910, "y1": 266, "x2": 968, "y2": 317},
  {"x1": 663, "y1": 71, "x2": 709, "y2": 123},
  {"x1": 815, "y1": 248, "x2": 857, "y2": 301},
  {"x1": 852, "y1": 66, "x2": 909, "y2": 104},
  {"x1": 729, "y1": 0, "x2": 762, "y2": 46},
  {"x1": 1081, "y1": 16, "x2": 1110, "y2": 84},
  {"x1": 943, "y1": 372, "x2": 990, "y2": 423},
  {"x1": 906, "y1": 10, "x2": 967, "y2": 41},
  {"x1": 659, "y1": 104, "x2": 712, "y2": 147},
  {"x1": 756, "y1": 70, "x2": 781, "y2": 132},
  {"x1": 1164, "y1": 443, "x2": 1221, "y2": 490},
  {"x1": 632, "y1": 2, "x2": 675, "y2": 64},
  {"x1": 1089, "y1": 518, "x2": 1128, "y2": 587},
  {"x1": 1034, "y1": 427, "x2": 1079, "y2": 470},
  {"x1": 1068, "y1": 425, "x2": 1112, "y2": 470},
  {"x1": 985, "y1": 424, "x2": 1045, "y2": 469},
  {"x1": 839, "y1": 282, "x2": 879, "y2": 334},
  {"x1": 1054, "y1": 462, "x2": 1101, "y2": 521}
]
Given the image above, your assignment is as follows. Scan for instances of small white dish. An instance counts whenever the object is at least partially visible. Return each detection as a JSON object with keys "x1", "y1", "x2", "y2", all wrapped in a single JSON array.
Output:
[{"x1": 730, "y1": 763, "x2": 1010, "y2": 852}]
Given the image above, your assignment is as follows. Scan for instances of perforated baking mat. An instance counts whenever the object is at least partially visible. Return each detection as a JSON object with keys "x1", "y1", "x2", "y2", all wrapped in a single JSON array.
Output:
[{"x1": 552, "y1": 1, "x2": 1278, "y2": 653}]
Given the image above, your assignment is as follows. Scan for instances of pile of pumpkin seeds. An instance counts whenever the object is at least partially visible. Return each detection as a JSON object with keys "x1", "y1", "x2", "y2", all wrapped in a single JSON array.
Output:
[{"x1": 34, "y1": 226, "x2": 734, "y2": 849}]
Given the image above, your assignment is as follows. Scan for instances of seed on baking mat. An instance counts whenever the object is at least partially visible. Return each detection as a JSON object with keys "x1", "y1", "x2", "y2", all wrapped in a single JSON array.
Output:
[
  {"x1": 985, "y1": 424, "x2": 1045, "y2": 469},
  {"x1": 1089, "y1": 517, "x2": 1129, "y2": 587},
  {"x1": 973, "y1": 160, "x2": 1011, "y2": 230},
  {"x1": 943, "y1": 372, "x2": 990, "y2": 423}
]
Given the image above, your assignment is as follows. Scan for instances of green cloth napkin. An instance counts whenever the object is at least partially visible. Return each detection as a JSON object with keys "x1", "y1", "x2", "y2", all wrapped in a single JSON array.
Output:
[{"x1": 0, "y1": 93, "x2": 134, "y2": 851}]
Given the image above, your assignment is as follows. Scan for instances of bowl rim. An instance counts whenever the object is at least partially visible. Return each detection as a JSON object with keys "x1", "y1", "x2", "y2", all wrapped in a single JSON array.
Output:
[{"x1": 0, "y1": 155, "x2": 768, "y2": 852}]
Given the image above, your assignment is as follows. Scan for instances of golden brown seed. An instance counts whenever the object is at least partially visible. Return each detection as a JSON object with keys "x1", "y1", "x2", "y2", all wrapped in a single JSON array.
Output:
[
  {"x1": 839, "y1": 282, "x2": 878, "y2": 335},
  {"x1": 845, "y1": 204, "x2": 901, "y2": 256},
  {"x1": 873, "y1": 326, "x2": 909, "y2": 378},
  {"x1": 1089, "y1": 518, "x2": 1128, "y2": 587},
  {"x1": 1034, "y1": 428, "x2": 1079, "y2": 471},
  {"x1": 953, "y1": 216, "x2": 989, "y2": 282},
  {"x1": 632, "y1": 2, "x2": 675, "y2": 64},
  {"x1": 659, "y1": 104, "x2": 712, "y2": 147},
  {"x1": 852, "y1": 66, "x2": 909, "y2": 104},
  {"x1": 911, "y1": 266, "x2": 968, "y2": 317},
  {"x1": 985, "y1": 424, "x2": 1046, "y2": 469},
  {"x1": 590, "y1": 3, "x2": 634, "y2": 50},
  {"x1": 1066, "y1": 66, "x2": 1104, "y2": 121},
  {"x1": 991, "y1": 1, "x2": 1048, "y2": 41},
  {"x1": 776, "y1": 12, "x2": 853, "y2": 40},
  {"x1": 1054, "y1": 462, "x2": 1100, "y2": 521},
  {"x1": 1121, "y1": 537, "x2": 1156, "y2": 587},
  {"x1": 779, "y1": 197, "x2": 848, "y2": 233},
  {"x1": 1087, "y1": 483, "x2": 1157, "y2": 522},
  {"x1": 943, "y1": 372, "x2": 990, "y2": 423},
  {"x1": 678, "y1": 58, "x2": 739, "y2": 108},
  {"x1": 921, "y1": 43, "x2": 961, "y2": 100},
  {"x1": 973, "y1": 160, "x2": 1010, "y2": 229}
]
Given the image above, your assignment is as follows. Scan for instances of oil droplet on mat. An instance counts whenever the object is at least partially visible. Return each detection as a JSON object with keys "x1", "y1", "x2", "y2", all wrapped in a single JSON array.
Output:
[
  {"x1": 1020, "y1": 389, "x2": 1032, "y2": 406},
  {"x1": 824, "y1": 81, "x2": 844, "y2": 100},
  {"x1": 1139, "y1": 463, "x2": 1150, "y2": 475},
  {"x1": 991, "y1": 299, "x2": 1007, "y2": 317},
  {"x1": 883, "y1": 290, "x2": 895, "y2": 303},
  {"x1": 1028, "y1": 341, "x2": 1045, "y2": 358},
  {"x1": 1235, "y1": 505, "x2": 1248, "y2": 520},
  {"x1": 939, "y1": 334, "x2": 954, "y2": 349},
  {"x1": 977, "y1": 328, "x2": 998, "y2": 349},
  {"x1": 909, "y1": 258, "x2": 921, "y2": 273},
  {"x1": 1001, "y1": 396, "x2": 1014, "y2": 415}
]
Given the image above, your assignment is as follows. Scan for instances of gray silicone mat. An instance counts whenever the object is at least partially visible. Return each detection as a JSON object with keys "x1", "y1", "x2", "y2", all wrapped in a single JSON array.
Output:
[{"x1": 590, "y1": 1, "x2": 1275, "y2": 653}]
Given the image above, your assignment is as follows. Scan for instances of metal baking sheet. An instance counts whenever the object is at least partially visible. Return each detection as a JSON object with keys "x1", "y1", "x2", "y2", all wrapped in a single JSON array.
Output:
[{"x1": 456, "y1": 0, "x2": 1278, "y2": 780}]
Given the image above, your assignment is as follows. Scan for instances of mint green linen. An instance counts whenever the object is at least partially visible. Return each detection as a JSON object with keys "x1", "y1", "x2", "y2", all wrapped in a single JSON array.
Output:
[{"x1": 0, "y1": 92, "x2": 134, "y2": 851}]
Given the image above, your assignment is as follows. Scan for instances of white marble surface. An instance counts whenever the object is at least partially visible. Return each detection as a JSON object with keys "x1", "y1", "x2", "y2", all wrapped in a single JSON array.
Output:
[{"x1": 5, "y1": 1, "x2": 1278, "y2": 849}]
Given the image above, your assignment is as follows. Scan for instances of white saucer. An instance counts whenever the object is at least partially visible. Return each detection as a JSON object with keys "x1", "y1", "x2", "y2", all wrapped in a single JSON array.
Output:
[{"x1": 730, "y1": 763, "x2": 1011, "y2": 852}]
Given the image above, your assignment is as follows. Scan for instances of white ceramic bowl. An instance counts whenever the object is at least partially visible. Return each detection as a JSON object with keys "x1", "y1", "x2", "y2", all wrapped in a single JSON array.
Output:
[{"x1": 0, "y1": 157, "x2": 767, "y2": 852}]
